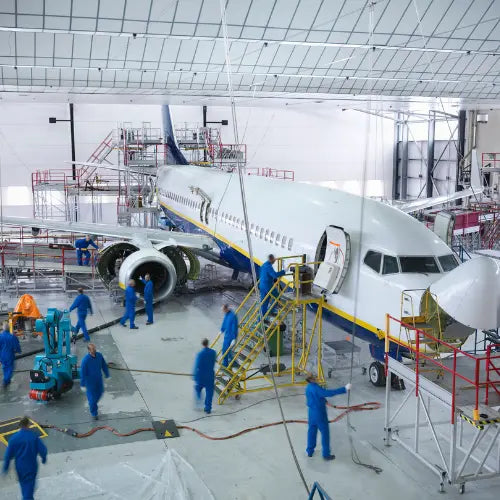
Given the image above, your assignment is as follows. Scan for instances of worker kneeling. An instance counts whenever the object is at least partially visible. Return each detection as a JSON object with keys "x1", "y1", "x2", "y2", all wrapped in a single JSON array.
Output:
[
  {"x1": 305, "y1": 375, "x2": 351, "y2": 461},
  {"x1": 74, "y1": 235, "x2": 98, "y2": 266},
  {"x1": 80, "y1": 343, "x2": 110, "y2": 420},
  {"x1": 193, "y1": 338, "x2": 216, "y2": 414}
]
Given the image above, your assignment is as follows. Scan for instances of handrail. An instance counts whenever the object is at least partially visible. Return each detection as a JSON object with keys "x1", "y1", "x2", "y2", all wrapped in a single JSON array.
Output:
[{"x1": 386, "y1": 314, "x2": 500, "y2": 422}]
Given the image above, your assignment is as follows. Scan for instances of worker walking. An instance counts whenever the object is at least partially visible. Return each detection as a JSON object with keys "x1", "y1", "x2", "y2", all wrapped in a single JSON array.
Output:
[
  {"x1": 75, "y1": 235, "x2": 98, "y2": 266},
  {"x1": 80, "y1": 343, "x2": 110, "y2": 420},
  {"x1": 2, "y1": 416, "x2": 47, "y2": 500},
  {"x1": 69, "y1": 288, "x2": 93, "y2": 342},
  {"x1": 193, "y1": 338, "x2": 216, "y2": 414},
  {"x1": 259, "y1": 254, "x2": 286, "y2": 316},
  {"x1": 0, "y1": 321, "x2": 21, "y2": 388},
  {"x1": 140, "y1": 274, "x2": 154, "y2": 325},
  {"x1": 120, "y1": 279, "x2": 139, "y2": 329},
  {"x1": 220, "y1": 304, "x2": 238, "y2": 367},
  {"x1": 305, "y1": 375, "x2": 351, "y2": 461}
]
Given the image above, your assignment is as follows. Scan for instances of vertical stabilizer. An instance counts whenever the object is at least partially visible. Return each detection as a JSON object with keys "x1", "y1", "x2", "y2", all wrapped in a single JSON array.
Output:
[{"x1": 162, "y1": 105, "x2": 188, "y2": 165}]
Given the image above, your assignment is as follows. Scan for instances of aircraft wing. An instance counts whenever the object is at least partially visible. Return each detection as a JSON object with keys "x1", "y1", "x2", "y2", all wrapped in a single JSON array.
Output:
[
  {"x1": 0, "y1": 216, "x2": 213, "y2": 249},
  {"x1": 396, "y1": 187, "x2": 483, "y2": 213}
]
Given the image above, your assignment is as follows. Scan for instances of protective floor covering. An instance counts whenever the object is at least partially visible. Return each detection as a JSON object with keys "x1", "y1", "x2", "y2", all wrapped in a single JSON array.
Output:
[{"x1": 1, "y1": 449, "x2": 214, "y2": 499}]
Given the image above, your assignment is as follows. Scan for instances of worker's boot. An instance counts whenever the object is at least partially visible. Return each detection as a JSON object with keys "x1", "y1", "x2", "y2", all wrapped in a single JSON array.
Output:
[{"x1": 323, "y1": 455, "x2": 336, "y2": 461}]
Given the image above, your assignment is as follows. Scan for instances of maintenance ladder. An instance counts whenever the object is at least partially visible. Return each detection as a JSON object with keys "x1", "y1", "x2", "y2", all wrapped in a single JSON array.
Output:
[{"x1": 211, "y1": 256, "x2": 325, "y2": 405}]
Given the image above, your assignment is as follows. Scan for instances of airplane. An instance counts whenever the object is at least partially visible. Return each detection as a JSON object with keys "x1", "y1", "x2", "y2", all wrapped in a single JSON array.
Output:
[{"x1": 1, "y1": 110, "x2": 499, "y2": 389}]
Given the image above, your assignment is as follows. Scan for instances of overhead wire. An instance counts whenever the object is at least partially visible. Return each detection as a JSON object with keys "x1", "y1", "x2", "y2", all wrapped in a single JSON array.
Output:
[
  {"x1": 217, "y1": 0, "x2": 310, "y2": 494},
  {"x1": 345, "y1": 1, "x2": 383, "y2": 475}
]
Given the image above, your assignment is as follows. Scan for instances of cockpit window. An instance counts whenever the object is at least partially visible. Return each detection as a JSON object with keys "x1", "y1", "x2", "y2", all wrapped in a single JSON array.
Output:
[
  {"x1": 399, "y1": 256, "x2": 440, "y2": 274},
  {"x1": 364, "y1": 251, "x2": 382, "y2": 273},
  {"x1": 382, "y1": 255, "x2": 399, "y2": 275},
  {"x1": 439, "y1": 254, "x2": 459, "y2": 272}
]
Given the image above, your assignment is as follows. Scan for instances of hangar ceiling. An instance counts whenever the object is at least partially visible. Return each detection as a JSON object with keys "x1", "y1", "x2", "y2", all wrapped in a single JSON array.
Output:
[{"x1": 0, "y1": 0, "x2": 498, "y2": 101}]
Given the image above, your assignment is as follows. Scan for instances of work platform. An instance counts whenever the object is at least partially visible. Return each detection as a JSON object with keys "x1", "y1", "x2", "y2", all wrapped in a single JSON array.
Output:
[{"x1": 384, "y1": 315, "x2": 500, "y2": 494}]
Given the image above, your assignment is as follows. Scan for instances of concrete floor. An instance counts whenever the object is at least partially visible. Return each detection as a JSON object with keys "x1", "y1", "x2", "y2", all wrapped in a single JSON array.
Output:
[{"x1": 1, "y1": 285, "x2": 499, "y2": 499}]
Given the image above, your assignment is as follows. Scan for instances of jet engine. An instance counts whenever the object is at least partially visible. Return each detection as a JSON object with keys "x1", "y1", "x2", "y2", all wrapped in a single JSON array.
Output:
[
  {"x1": 97, "y1": 242, "x2": 176, "y2": 301},
  {"x1": 96, "y1": 241, "x2": 201, "y2": 302}
]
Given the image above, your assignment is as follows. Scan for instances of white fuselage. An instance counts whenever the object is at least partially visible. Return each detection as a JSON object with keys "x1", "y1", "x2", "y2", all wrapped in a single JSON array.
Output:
[{"x1": 157, "y1": 165, "x2": 456, "y2": 343}]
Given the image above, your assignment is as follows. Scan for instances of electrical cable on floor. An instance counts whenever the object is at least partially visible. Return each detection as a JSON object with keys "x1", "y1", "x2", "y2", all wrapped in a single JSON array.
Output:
[
  {"x1": 218, "y1": 1, "x2": 310, "y2": 494},
  {"x1": 42, "y1": 401, "x2": 381, "y2": 441},
  {"x1": 344, "y1": 1, "x2": 383, "y2": 476},
  {"x1": 107, "y1": 362, "x2": 192, "y2": 377}
]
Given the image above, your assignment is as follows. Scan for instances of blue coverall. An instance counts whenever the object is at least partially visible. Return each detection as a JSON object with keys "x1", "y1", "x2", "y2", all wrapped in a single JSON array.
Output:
[
  {"x1": 75, "y1": 238, "x2": 98, "y2": 266},
  {"x1": 69, "y1": 294, "x2": 93, "y2": 341},
  {"x1": 220, "y1": 310, "x2": 238, "y2": 367},
  {"x1": 258, "y1": 261, "x2": 285, "y2": 316},
  {"x1": 80, "y1": 351, "x2": 110, "y2": 417},
  {"x1": 3, "y1": 427, "x2": 47, "y2": 500},
  {"x1": 120, "y1": 285, "x2": 137, "y2": 328},
  {"x1": 0, "y1": 328, "x2": 21, "y2": 386},
  {"x1": 193, "y1": 347, "x2": 216, "y2": 413},
  {"x1": 306, "y1": 382, "x2": 347, "y2": 458},
  {"x1": 141, "y1": 278, "x2": 154, "y2": 324}
]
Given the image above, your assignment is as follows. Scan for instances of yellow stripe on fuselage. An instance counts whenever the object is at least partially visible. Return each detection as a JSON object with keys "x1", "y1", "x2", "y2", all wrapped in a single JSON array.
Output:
[{"x1": 160, "y1": 200, "x2": 381, "y2": 338}]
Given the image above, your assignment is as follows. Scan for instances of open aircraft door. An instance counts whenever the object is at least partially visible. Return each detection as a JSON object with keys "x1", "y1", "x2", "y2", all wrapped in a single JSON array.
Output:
[
  {"x1": 432, "y1": 211, "x2": 455, "y2": 246},
  {"x1": 313, "y1": 226, "x2": 350, "y2": 294}
]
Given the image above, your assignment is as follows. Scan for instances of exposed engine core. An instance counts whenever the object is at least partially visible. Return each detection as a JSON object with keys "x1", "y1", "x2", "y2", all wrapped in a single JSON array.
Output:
[{"x1": 97, "y1": 242, "x2": 178, "y2": 302}]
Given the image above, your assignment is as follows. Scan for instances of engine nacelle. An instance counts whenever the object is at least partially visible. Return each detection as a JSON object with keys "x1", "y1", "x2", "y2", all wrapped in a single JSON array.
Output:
[
  {"x1": 118, "y1": 248, "x2": 177, "y2": 302},
  {"x1": 96, "y1": 242, "x2": 178, "y2": 302}
]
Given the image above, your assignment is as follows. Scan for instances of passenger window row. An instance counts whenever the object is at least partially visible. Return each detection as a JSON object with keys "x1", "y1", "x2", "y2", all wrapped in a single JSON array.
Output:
[{"x1": 166, "y1": 190, "x2": 294, "y2": 251}]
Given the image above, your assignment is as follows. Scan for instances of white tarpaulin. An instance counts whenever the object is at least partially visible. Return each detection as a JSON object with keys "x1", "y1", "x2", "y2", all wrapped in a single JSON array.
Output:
[{"x1": 2, "y1": 450, "x2": 214, "y2": 500}]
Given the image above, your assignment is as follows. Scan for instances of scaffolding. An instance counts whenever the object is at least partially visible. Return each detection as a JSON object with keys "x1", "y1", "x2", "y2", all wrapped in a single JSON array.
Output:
[
  {"x1": 210, "y1": 255, "x2": 324, "y2": 404},
  {"x1": 383, "y1": 314, "x2": 500, "y2": 493}
]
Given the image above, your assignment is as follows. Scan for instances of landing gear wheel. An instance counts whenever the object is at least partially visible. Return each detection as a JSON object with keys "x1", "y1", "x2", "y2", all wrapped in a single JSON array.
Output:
[
  {"x1": 369, "y1": 361, "x2": 386, "y2": 387},
  {"x1": 459, "y1": 484, "x2": 465, "y2": 494}
]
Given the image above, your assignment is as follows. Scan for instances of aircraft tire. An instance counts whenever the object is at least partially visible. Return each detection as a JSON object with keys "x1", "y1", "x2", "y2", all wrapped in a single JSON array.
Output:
[{"x1": 368, "y1": 361, "x2": 386, "y2": 387}]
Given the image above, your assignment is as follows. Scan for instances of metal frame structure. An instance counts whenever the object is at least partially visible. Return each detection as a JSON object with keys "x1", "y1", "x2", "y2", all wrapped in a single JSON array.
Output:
[
  {"x1": 383, "y1": 315, "x2": 500, "y2": 493},
  {"x1": 212, "y1": 255, "x2": 325, "y2": 404}
]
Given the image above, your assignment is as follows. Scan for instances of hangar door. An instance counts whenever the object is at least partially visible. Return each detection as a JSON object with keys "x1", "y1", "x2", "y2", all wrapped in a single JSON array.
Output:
[{"x1": 313, "y1": 226, "x2": 350, "y2": 294}]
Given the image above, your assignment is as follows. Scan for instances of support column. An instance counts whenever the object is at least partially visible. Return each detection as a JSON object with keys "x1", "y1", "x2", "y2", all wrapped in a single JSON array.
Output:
[
  {"x1": 456, "y1": 109, "x2": 466, "y2": 197},
  {"x1": 401, "y1": 120, "x2": 409, "y2": 200},
  {"x1": 426, "y1": 111, "x2": 436, "y2": 198}
]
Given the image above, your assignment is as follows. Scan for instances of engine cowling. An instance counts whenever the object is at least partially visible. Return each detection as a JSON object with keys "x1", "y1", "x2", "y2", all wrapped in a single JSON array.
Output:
[{"x1": 97, "y1": 242, "x2": 177, "y2": 302}]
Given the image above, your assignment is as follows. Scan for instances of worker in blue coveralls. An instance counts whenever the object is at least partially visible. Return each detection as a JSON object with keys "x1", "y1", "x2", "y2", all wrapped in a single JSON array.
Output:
[
  {"x1": 140, "y1": 273, "x2": 154, "y2": 325},
  {"x1": 69, "y1": 288, "x2": 93, "y2": 342},
  {"x1": 0, "y1": 320, "x2": 21, "y2": 388},
  {"x1": 120, "y1": 279, "x2": 139, "y2": 329},
  {"x1": 2, "y1": 416, "x2": 47, "y2": 500},
  {"x1": 74, "y1": 234, "x2": 98, "y2": 266},
  {"x1": 193, "y1": 338, "x2": 216, "y2": 414},
  {"x1": 220, "y1": 304, "x2": 238, "y2": 367},
  {"x1": 80, "y1": 343, "x2": 110, "y2": 420},
  {"x1": 259, "y1": 254, "x2": 286, "y2": 316},
  {"x1": 305, "y1": 375, "x2": 352, "y2": 461}
]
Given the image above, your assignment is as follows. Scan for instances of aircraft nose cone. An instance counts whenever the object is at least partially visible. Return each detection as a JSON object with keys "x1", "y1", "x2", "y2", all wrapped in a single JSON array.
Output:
[{"x1": 429, "y1": 256, "x2": 500, "y2": 330}]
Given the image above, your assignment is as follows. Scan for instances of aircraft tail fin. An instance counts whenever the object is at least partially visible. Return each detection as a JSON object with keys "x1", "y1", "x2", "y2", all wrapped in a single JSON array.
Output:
[{"x1": 162, "y1": 105, "x2": 188, "y2": 166}]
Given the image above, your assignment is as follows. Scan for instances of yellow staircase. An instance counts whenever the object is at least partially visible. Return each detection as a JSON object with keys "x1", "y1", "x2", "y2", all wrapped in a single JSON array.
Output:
[{"x1": 211, "y1": 255, "x2": 325, "y2": 405}]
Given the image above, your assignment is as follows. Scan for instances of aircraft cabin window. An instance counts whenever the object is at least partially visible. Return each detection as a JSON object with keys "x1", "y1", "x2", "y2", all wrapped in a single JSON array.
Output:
[
  {"x1": 281, "y1": 236, "x2": 287, "y2": 248},
  {"x1": 276, "y1": 233, "x2": 281, "y2": 245},
  {"x1": 438, "y1": 254, "x2": 459, "y2": 272},
  {"x1": 364, "y1": 251, "x2": 382, "y2": 273},
  {"x1": 382, "y1": 255, "x2": 399, "y2": 275},
  {"x1": 255, "y1": 225, "x2": 260, "y2": 235},
  {"x1": 260, "y1": 228, "x2": 264, "y2": 239},
  {"x1": 270, "y1": 231, "x2": 275, "y2": 241},
  {"x1": 399, "y1": 256, "x2": 440, "y2": 274},
  {"x1": 240, "y1": 220, "x2": 244, "y2": 230},
  {"x1": 265, "y1": 229, "x2": 269, "y2": 241},
  {"x1": 250, "y1": 223, "x2": 255, "y2": 234},
  {"x1": 288, "y1": 238, "x2": 293, "y2": 251}
]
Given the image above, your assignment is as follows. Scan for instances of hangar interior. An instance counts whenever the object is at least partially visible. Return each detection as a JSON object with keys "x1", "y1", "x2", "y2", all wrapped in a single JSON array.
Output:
[{"x1": 0, "y1": 1, "x2": 499, "y2": 499}]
